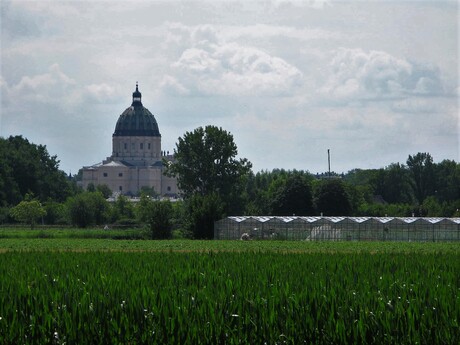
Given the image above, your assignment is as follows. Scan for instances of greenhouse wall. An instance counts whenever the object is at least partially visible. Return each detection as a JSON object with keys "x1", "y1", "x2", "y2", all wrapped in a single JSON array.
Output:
[{"x1": 214, "y1": 216, "x2": 460, "y2": 242}]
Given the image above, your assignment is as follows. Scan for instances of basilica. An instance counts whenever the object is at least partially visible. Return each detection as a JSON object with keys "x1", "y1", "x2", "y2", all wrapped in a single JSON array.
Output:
[{"x1": 81, "y1": 84, "x2": 179, "y2": 197}]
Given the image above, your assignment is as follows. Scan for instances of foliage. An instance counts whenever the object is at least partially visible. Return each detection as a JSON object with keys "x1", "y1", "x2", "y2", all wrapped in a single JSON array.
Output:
[
  {"x1": 139, "y1": 186, "x2": 159, "y2": 198},
  {"x1": 185, "y1": 193, "x2": 224, "y2": 239},
  {"x1": 148, "y1": 201, "x2": 174, "y2": 239},
  {"x1": 65, "y1": 192, "x2": 109, "y2": 227},
  {"x1": 86, "y1": 183, "x2": 96, "y2": 192},
  {"x1": 434, "y1": 159, "x2": 460, "y2": 202},
  {"x1": 164, "y1": 125, "x2": 251, "y2": 233},
  {"x1": 137, "y1": 194, "x2": 174, "y2": 238},
  {"x1": 357, "y1": 202, "x2": 413, "y2": 217},
  {"x1": 1, "y1": 133, "x2": 459, "y2": 220},
  {"x1": 9, "y1": 198, "x2": 47, "y2": 229},
  {"x1": 407, "y1": 152, "x2": 435, "y2": 205},
  {"x1": 314, "y1": 179, "x2": 352, "y2": 216},
  {"x1": 165, "y1": 126, "x2": 252, "y2": 204},
  {"x1": 96, "y1": 184, "x2": 112, "y2": 198},
  {"x1": 0, "y1": 207, "x2": 11, "y2": 224},
  {"x1": 270, "y1": 174, "x2": 314, "y2": 216},
  {"x1": 0, "y1": 249, "x2": 458, "y2": 344},
  {"x1": 244, "y1": 169, "x2": 315, "y2": 216},
  {"x1": 110, "y1": 195, "x2": 135, "y2": 222},
  {"x1": 0, "y1": 135, "x2": 73, "y2": 206},
  {"x1": 136, "y1": 194, "x2": 154, "y2": 223},
  {"x1": 43, "y1": 201, "x2": 67, "y2": 225}
]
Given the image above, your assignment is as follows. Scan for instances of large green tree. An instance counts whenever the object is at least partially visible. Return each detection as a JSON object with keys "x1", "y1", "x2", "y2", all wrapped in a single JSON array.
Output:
[
  {"x1": 0, "y1": 135, "x2": 73, "y2": 206},
  {"x1": 149, "y1": 200, "x2": 174, "y2": 239},
  {"x1": 434, "y1": 159, "x2": 460, "y2": 202},
  {"x1": 185, "y1": 193, "x2": 224, "y2": 239},
  {"x1": 314, "y1": 179, "x2": 352, "y2": 216},
  {"x1": 270, "y1": 175, "x2": 314, "y2": 216},
  {"x1": 165, "y1": 125, "x2": 252, "y2": 213},
  {"x1": 382, "y1": 163, "x2": 412, "y2": 204},
  {"x1": 407, "y1": 152, "x2": 435, "y2": 205},
  {"x1": 65, "y1": 192, "x2": 109, "y2": 228}
]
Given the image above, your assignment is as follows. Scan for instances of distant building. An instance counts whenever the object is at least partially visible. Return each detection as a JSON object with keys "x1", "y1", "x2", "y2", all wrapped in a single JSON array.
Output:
[{"x1": 81, "y1": 83, "x2": 179, "y2": 197}]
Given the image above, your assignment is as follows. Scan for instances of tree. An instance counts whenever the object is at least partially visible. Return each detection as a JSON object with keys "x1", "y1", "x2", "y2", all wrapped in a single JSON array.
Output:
[
  {"x1": 137, "y1": 193, "x2": 154, "y2": 223},
  {"x1": 314, "y1": 179, "x2": 352, "y2": 216},
  {"x1": 148, "y1": 201, "x2": 174, "y2": 239},
  {"x1": 407, "y1": 152, "x2": 435, "y2": 205},
  {"x1": 382, "y1": 163, "x2": 412, "y2": 204},
  {"x1": 186, "y1": 193, "x2": 224, "y2": 239},
  {"x1": 137, "y1": 194, "x2": 175, "y2": 238},
  {"x1": 87, "y1": 183, "x2": 96, "y2": 192},
  {"x1": 433, "y1": 159, "x2": 460, "y2": 203},
  {"x1": 165, "y1": 126, "x2": 252, "y2": 209},
  {"x1": 139, "y1": 186, "x2": 158, "y2": 198},
  {"x1": 0, "y1": 135, "x2": 74, "y2": 206},
  {"x1": 96, "y1": 184, "x2": 113, "y2": 199},
  {"x1": 270, "y1": 175, "x2": 314, "y2": 216},
  {"x1": 10, "y1": 198, "x2": 46, "y2": 229},
  {"x1": 111, "y1": 194, "x2": 135, "y2": 222},
  {"x1": 66, "y1": 192, "x2": 109, "y2": 227},
  {"x1": 43, "y1": 201, "x2": 66, "y2": 225}
]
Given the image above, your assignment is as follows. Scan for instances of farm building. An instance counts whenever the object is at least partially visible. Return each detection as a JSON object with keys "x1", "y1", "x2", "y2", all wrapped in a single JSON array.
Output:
[{"x1": 214, "y1": 216, "x2": 460, "y2": 242}]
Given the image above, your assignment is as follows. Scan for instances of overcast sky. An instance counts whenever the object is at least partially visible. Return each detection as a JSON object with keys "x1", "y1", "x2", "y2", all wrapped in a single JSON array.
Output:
[{"x1": 1, "y1": 0, "x2": 458, "y2": 175}]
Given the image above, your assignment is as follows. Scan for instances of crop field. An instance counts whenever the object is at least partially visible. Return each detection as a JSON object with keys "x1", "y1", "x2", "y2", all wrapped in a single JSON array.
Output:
[{"x1": 0, "y1": 239, "x2": 459, "y2": 344}]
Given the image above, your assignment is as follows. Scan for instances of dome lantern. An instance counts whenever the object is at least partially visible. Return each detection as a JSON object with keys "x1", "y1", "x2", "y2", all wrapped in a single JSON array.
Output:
[{"x1": 132, "y1": 82, "x2": 142, "y2": 105}]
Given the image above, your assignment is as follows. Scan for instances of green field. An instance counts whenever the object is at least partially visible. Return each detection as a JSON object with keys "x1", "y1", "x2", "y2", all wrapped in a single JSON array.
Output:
[{"x1": 0, "y1": 236, "x2": 458, "y2": 344}]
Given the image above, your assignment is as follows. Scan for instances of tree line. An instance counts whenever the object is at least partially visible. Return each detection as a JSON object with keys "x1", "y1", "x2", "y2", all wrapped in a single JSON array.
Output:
[{"x1": 1, "y1": 132, "x2": 459, "y2": 239}]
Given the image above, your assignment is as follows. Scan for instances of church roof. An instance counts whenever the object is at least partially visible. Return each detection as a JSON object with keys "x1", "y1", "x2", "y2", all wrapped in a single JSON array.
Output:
[
  {"x1": 84, "y1": 160, "x2": 164, "y2": 169},
  {"x1": 113, "y1": 83, "x2": 161, "y2": 137}
]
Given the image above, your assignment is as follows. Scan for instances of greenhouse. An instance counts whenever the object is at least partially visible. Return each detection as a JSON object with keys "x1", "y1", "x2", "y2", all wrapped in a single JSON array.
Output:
[{"x1": 214, "y1": 216, "x2": 460, "y2": 242}]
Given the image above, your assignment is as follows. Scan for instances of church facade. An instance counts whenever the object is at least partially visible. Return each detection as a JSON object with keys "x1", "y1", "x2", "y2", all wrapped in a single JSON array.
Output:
[{"x1": 81, "y1": 84, "x2": 179, "y2": 197}]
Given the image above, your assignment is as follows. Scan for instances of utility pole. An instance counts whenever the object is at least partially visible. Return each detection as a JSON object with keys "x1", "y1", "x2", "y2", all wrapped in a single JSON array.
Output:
[{"x1": 327, "y1": 149, "x2": 331, "y2": 178}]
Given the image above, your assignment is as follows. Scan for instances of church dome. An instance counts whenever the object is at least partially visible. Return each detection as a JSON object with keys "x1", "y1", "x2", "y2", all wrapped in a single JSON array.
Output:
[{"x1": 113, "y1": 83, "x2": 161, "y2": 137}]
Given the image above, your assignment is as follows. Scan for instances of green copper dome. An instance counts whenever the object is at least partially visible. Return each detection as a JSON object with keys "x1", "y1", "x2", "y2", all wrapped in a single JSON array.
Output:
[{"x1": 113, "y1": 83, "x2": 161, "y2": 137}]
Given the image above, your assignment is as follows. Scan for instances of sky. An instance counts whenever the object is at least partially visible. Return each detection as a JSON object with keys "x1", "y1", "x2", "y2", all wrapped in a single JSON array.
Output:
[{"x1": 1, "y1": 0, "x2": 458, "y2": 175}]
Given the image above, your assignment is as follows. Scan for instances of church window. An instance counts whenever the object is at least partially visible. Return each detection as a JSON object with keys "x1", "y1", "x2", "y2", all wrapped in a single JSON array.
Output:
[
  {"x1": 140, "y1": 143, "x2": 144, "y2": 150},
  {"x1": 118, "y1": 173, "x2": 123, "y2": 177},
  {"x1": 124, "y1": 143, "x2": 127, "y2": 150},
  {"x1": 167, "y1": 186, "x2": 171, "y2": 191},
  {"x1": 148, "y1": 143, "x2": 151, "y2": 150},
  {"x1": 119, "y1": 186, "x2": 123, "y2": 191},
  {"x1": 103, "y1": 173, "x2": 108, "y2": 177}
]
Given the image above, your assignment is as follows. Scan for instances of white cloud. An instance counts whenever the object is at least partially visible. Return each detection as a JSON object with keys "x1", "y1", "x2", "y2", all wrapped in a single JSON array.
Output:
[
  {"x1": 163, "y1": 25, "x2": 303, "y2": 97},
  {"x1": 320, "y1": 48, "x2": 445, "y2": 103}
]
